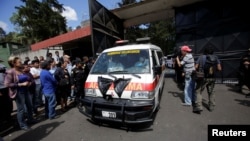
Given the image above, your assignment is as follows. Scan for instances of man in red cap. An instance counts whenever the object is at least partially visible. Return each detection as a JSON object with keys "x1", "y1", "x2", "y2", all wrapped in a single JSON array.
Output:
[{"x1": 176, "y1": 45, "x2": 196, "y2": 107}]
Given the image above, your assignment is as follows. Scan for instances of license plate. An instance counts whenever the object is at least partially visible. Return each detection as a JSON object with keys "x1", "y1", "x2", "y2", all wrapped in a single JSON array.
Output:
[{"x1": 102, "y1": 111, "x2": 116, "y2": 118}]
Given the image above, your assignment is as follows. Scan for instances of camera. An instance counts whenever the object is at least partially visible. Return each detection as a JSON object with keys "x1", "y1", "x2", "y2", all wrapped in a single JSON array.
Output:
[
  {"x1": 173, "y1": 47, "x2": 182, "y2": 58},
  {"x1": 0, "y1": 67, "x2": 6, "y2": 73}
]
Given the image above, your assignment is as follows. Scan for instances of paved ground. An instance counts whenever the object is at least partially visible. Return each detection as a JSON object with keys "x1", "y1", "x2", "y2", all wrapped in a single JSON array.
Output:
[{"x1": 1, "y1": 69, "x2": 250, "y2": 141}]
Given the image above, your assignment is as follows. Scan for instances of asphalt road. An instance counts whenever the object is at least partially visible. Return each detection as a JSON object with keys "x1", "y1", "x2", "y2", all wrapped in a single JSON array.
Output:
[{"x1": 2, "y1": 69, "x2": 250, "y2": 141}]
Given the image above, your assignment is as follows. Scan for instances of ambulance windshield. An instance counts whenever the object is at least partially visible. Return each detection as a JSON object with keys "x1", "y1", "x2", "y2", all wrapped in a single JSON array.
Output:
[{"x1": 91, "y1": 49, "x2": 150, "y2": 74}]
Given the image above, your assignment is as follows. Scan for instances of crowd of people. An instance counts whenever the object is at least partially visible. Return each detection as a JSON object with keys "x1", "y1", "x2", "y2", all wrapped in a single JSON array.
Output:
[
  {"x1": 1, "y1": 47, "x2": 249, "y2": 131},
  {"x1": 0, "y1": 51, "x2": 95, "y2": 131}
]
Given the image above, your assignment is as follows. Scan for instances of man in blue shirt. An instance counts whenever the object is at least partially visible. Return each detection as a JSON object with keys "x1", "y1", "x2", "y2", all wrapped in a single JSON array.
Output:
[
  {"x1": 194, "y1": 46, "x2": 222, "y2": 113},
  {"x1": 40, "y1": 61, "x2": 58, "y2": 119}
]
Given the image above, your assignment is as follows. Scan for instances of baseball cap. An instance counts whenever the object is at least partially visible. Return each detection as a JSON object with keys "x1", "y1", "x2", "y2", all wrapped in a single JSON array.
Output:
[{"x1": 181, "y1": 45, "x2": 192, "y2": 52}]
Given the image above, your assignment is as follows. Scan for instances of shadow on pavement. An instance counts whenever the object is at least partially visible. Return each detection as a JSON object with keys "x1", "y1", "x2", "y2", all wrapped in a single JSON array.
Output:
[
  {"x1": 11, "y1": 121, "x2": 64, "y2": 141},
  {"x1": 1, "y1": 101, "x2": 75, "y2": 138},
  {"x1": 225, "y1": 84, "x2": 249, "y2": 96},
  {"x1": 234, "y1": 99, "x2": 250, "y2": 107},
  {"x1": 168, "y1": 91, "x2": 184, "y2": 103},
  {"x1": 0, "y1": 119, "x2": 19, "y2": 138}
]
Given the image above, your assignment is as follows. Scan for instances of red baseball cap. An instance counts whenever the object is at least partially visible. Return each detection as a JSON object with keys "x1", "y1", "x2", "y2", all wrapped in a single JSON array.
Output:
[{"x1": 181, "y1": 45, "x2": 192, "y2": 52}]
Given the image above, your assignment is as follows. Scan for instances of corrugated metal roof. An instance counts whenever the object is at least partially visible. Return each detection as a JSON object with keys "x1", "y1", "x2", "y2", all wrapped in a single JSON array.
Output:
[{"x1": 31, "y1": 26, "x2": 91, "y2": 51}]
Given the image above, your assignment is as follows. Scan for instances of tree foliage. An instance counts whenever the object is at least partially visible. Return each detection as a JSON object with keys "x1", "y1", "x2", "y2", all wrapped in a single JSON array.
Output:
[
  {"x1": 10, "y1": 0, "x2": 67, "y2": 43},
  {"x1": 148, "y1": 19, "x2": 175, "y2": 54}
]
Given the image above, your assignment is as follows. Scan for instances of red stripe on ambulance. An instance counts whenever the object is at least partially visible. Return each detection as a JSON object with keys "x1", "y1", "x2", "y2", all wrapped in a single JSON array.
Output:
[{"x1": 85, "y1": 79, "x2": 158, "y2": 91}]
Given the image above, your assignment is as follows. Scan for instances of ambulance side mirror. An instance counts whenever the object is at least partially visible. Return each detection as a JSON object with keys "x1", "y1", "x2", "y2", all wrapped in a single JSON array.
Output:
[{"x1": 153, "y1": 65, "x2": 162, "y2": 75}]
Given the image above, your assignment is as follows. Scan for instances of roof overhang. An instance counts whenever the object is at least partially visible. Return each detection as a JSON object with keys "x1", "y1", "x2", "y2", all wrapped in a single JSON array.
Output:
[
  {"x1": 31, "y1": 0, "x2": 204, "y2": 51},
  {"x1": 31, "y1": 26, "x2": 91, "y2": 51},
  {"x1": 111, "y1": 0, "x2": 203, "y2": 28}
]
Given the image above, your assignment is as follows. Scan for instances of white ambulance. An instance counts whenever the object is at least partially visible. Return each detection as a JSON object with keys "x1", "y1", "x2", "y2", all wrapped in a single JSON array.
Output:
[{"x1": 78, "y1": 38, "x2": 165, "y2": 126}]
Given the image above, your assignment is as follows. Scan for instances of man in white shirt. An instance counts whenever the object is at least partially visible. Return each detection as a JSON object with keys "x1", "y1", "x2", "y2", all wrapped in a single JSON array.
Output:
[
  {"x1": 54, "y1": 51, "x2": 61, "y2": 64},
  {"x1": 30, "y1": 60, "x2": 42, "y2": 113},
  {"x1": 63, "y1": 55, "x2": 73, "y2": 76}
]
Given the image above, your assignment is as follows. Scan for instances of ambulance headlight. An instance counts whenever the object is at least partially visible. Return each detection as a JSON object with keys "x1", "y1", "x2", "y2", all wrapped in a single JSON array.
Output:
[
  {"x1": 85, "y1": 89, "x2": 96, "y2": 97},
  {"x1": 131, "y1": 91, "x2": 154, "y2": 99}
]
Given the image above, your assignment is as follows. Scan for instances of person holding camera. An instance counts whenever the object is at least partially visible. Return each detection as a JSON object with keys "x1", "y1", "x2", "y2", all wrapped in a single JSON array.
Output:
[
  {"x1": 176, "y1": 46, "x2": 196, "y2": 106},
  {"x1": 173, "y1": 47, "x2": 184, "y2": 89}
]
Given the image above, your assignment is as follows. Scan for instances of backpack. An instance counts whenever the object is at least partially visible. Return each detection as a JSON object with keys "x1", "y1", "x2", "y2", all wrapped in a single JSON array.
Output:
[{"x1": 203, "y1": 55, "x2": 217, "y2": 78}]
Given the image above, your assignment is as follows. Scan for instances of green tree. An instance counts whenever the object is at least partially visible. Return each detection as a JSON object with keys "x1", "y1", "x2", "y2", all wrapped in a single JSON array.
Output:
[
  {"x1": 148, "y1": 19, "x2": 175, "y2": 55},
  {"x1": 10, "y1": 0, "x2": 67, "y2": 43}
]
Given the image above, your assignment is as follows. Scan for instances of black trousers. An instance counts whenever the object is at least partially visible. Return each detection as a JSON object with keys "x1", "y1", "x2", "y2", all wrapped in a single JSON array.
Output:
[
  {"x1": 238, "y1": 70, "x2": 250, "y2": 89},
  {"x1": 0, "y1": 88, "x2": 13, "y2": 122}
]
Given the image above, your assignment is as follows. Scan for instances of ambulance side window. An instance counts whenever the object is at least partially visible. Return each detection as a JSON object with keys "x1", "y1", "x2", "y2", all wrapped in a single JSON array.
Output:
[
  {"x1": 151, "y1": 50, "x2": 157, "y2": 67},
  {"x1": 156, "y1": 51, "x2": 164, "y2": 66}
]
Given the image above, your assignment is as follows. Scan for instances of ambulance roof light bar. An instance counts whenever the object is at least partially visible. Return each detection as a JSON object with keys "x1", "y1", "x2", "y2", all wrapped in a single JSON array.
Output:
[
  {"x1": 114, "y1": 40, "x2": 129, "y2": 46},
  {"x1": 136, "y1": 37, "x2": 150, "y2": 44}
]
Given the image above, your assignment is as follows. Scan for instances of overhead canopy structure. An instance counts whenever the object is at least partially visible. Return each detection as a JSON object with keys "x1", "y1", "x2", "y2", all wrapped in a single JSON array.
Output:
[
  {"x1": 30, "y1": 0, "x2": 203, "y2": 52},
  {"x1": 111, "y1": 0, "x2": 202, "y2": 27},
  {"x1": 31, "y1": 26, "x2": 91, "y2": 51}
]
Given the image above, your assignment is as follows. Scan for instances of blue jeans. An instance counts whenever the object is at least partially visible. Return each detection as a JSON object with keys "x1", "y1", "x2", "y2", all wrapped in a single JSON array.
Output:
[
  {"x1": 44, "y1": 94, "x2": 56, "y2": 119},
  {"x1": 34, "y1": 84, "x2": 43, "y2": 106},
  {"x1": 184, "y1": 75, "x2": 195, "y2": 105},
  {"x1": 15, "y1": 90, "x2": 34, "y2": 128}
]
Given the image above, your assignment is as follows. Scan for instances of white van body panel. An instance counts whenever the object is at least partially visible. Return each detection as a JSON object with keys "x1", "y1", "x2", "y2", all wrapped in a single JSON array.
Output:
[{"x1": 79, "y1": 43, "x2": 165, "y2": 124}]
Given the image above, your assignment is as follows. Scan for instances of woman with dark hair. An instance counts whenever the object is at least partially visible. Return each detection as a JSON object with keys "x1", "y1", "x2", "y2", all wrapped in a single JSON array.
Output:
[{"x1": 4, "y1": 57, "x2": 36, "y2": 131}]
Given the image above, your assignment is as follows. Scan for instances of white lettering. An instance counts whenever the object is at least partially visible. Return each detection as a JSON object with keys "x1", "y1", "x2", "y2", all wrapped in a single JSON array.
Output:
[
  {"x1": 212, "y1": 129, "x2": 219, "y2": 136},
  {"x1": 212, "y1": 129, "x2": 247, "y2": 136}
]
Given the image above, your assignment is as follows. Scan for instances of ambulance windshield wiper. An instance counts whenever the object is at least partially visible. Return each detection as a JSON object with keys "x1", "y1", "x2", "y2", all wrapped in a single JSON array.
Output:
[
  {"x1": 108, "y1": 70, "x2": 128, "y2": 74},
  {"x1": 108, "y1": 71, "x2": 141, "y2": 79},
  {"x1": 131, "y1": 73, "x2": 141, "y2": 79},
  {"x1": 107, "y1": 72, "x2": 117, "y2": 79}
]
